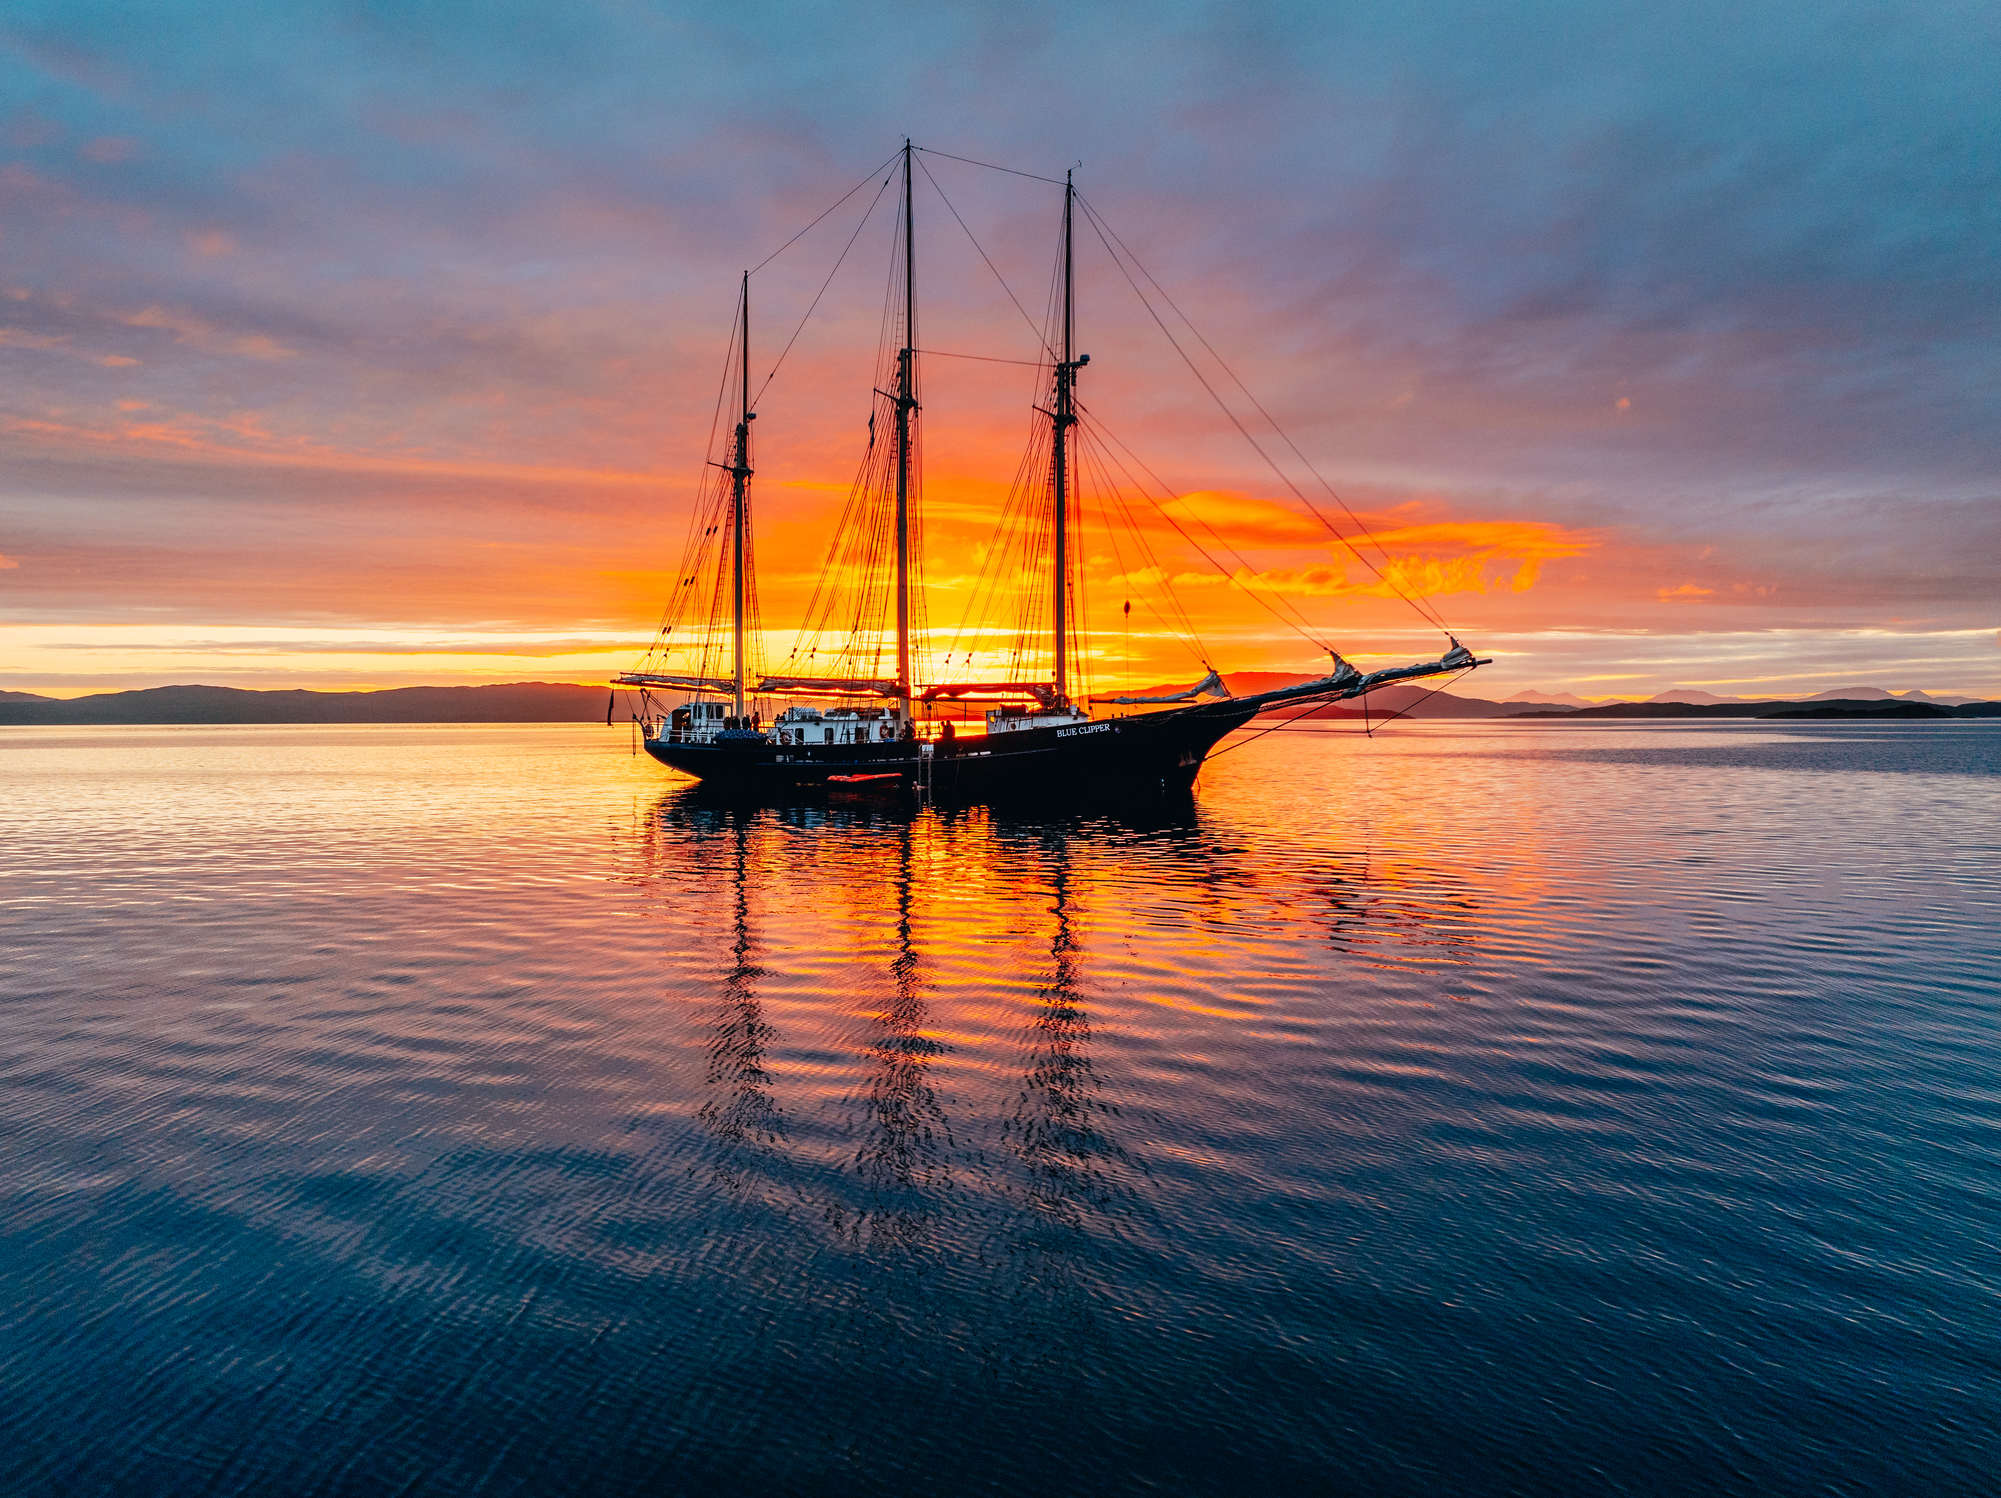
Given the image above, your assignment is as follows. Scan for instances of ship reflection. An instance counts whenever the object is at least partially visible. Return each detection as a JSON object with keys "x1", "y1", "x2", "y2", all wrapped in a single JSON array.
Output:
[
  {"x1": 636, "y1": 785, "x2": 1481, "y2": 1258},
  {"x1": 840, "y1": 815, "x2": 953, "y2": 1251},
  {"x1": 1004, "y1": 834, "x2": 1136, "y2": 1240},
  {"x1": 695, "y1": 816, "x2": 784, "y2": 1196}
]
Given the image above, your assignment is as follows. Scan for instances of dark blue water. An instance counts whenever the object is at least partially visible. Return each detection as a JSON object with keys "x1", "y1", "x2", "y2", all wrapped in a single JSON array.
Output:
[{"x1": 2, "y1": 721, "x2": 1997, "y2": 1495}]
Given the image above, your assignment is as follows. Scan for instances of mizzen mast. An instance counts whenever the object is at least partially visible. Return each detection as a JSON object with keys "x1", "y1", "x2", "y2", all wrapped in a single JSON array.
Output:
[
  {"x1": 893, "y1": 139, "x2": 918, "y2": 720},
  {"x1": 1050, "y1": 169, "x2": 1084, "y2": 704},
  {"x1": 729, "y1": 272, "x2": 754, "y2": 719}
]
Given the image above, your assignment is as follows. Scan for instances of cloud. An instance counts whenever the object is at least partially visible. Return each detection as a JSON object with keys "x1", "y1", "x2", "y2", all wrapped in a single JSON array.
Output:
[
  {"x1": 2, "y1": 407, "x2": 675, "y2": 488},
  {"x1": 1658, "y1": 582, "x2": 1715, "y2": 602},
  {"x1": 0, "y1": 0, "x2": 1994, "y2": 697},
  {"x1": 120, "y1": 305, "x2": 294, "y2": 360},
  {"x1": 1353, "y1": 520, "x2": 1594, "y2": 593},
  {"x1": 1157, "y1": 490, "x2": 1329, "y2": 546}
]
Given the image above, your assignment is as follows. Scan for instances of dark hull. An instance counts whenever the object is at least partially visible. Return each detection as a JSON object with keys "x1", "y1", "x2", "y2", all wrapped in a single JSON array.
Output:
[{"x1": 642, "y1": 698, "x2": 1264, "y2": 802}]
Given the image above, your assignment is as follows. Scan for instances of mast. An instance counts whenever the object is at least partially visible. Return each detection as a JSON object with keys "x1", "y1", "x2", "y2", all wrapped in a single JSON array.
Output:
[
  {"x1": 731, "y1": 271, "x2": 752, "y2": 719},
  {"x1": 1052, "y1": 170, "x2": 1079, "y2": 703},
  {"x1": 893, "y1": 140, "x2": 917, "y2": 717}
]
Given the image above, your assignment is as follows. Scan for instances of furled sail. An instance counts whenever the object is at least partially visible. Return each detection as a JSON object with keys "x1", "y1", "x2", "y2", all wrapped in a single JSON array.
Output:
[{"x1": 1094, "y1": 669, "x2": 1230, "y2": 706}]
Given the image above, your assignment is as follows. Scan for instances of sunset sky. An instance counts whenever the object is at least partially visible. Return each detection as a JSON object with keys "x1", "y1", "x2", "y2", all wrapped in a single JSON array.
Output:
[{"x1": 3, "y1": 1, "x2": 1997, "y2": 700}]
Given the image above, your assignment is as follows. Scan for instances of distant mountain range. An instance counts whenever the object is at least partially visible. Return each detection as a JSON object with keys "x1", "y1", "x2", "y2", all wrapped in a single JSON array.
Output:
[
  {"x1": 1506, "y1": 689, "x2": 1593, "y2": 709},
  {"x1": 1636, "y1": 686, "x2": 1982, "y2": 707},
  {"x1": 0, "y1": 679, "x2": 1994, "y2": 725},
  {"x1": 1211, "y1": 676, "x2": 1999, "y2": 720},
  {"x1": 0, "y1": 683, "x2": 614, "y2": 725},
  {"x1": 1514, "y1": 698, "x2": 2000, "y2": 720}
]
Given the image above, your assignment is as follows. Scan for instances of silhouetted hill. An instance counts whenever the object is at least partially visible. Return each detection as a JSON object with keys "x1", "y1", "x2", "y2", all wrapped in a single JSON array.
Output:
[
  {"x1": 1647, "y1": 689, "x2": 1750, "y2": 705},
  {"x1": 0, "y1": 682, "x2": 616, "y2": 724},
  {"x1": 1139, "y1": 674, "x2": 1521, "y2": 719},
  {"x1": 4, "y1": 681, "x2": 1992, "y2": 726},
  {"x1": 1297, "y1": 684, "x2": 1520, "y2": 719},
  {"x1": 1515, "y1": 701, "x2": 1769, "y2": 719},
  {"x1": 1766, "y1": 699, "x2": 1951, "y2": 719},
  {"x1": 1519, "y1": 697, "x2": 1998, "y2": 720},
  {"x1": 1507, "y1": 690, "x2": 1592, "y2": 709}
]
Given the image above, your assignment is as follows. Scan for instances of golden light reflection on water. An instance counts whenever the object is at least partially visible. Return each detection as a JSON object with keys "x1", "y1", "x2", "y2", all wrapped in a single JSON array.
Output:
[
  {"x1": 615, "y1": 766, "x2": 1504, "y2": 1261},
  {"x1": 4, "y1": 723, "x2": 1999, "y2": 1493}
]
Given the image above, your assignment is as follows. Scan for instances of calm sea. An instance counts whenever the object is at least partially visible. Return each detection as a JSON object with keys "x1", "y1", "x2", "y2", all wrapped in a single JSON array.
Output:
[{"x1": 2, "y1": 721, "x2": 1997, "y2": 1496}]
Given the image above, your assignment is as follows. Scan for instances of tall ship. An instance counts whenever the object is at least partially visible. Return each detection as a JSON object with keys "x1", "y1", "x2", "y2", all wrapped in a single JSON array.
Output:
[{"x1": 616, "y1": 143, "x2": 1484, "y2": 799}]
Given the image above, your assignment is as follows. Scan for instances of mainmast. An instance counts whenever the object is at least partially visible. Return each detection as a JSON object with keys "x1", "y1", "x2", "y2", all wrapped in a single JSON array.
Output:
[
  {"x1": 1051, "y1": 170, "x2": 1082, "y2": 703},
  {"x1": 893, "y1": 140, "x2": 918, "y2": 718},
  {"x1": 730, "y1": 271, "x2": 753, "y2": 719}
]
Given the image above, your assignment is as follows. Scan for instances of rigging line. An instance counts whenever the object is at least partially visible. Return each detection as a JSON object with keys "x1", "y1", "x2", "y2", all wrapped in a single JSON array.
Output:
[
  {"x1": 1210, "y1": 667, "x2": 1474, "y2": 758},
  {"x1": 1355, "y1": 669, "x2": 1471, "y2": 731},
  {"x1": 1082, "y1": 202, "x2": 1454, "y2": 640},
  {"x1": 912, "y1": 153, "x2": 1057, "y2": 361},
  {"x1": 911, "y1": 145, "x2": 1068, "y2": 187},
  {"x1": 1205, "y1": 696, "x2": 1334, "y2": 759},
  {"x1": 1218, "y1": 723, "x2": 1380, "y2": 736},
  {"x1": 1080, "y1": 414, "x2": 1232, "y2": 648},
  {"x1": 648, "y1": 304, "x2": 745, "y2": 654},
  {"x1": 939, "y1": 411, "x2": 1047, "y2": 673},
  {"x1": 1078, "y1": 192, "x2": 1432, "y2": 597},
  {"x1": 787, "y1": 397, "x2": 881, "y2": 656},
  {"x1": 783, "y1": 196, "x2": 909, "y2": 672},
  {"x1": 911, "y1": 348, "x2": 1045, "y2": 365},
  {"x1": 753, "y1": 169, "x2": 895, "y2": 406},
  {"x1": 1075, "y1": 196, "x2": 1453, "y2": 636},
  {"x1": 1073, "y1": 207, "x2": 1373, "y2": 631},
  {"x1": 1076, "y1": 427, "x2": 1208, "y2": 660},
  {"x1": 1080, "y1": 406, "x2": 1331, "y2": 650},
  {"x1": 747, "y1": 149, "x2": 901, "y2": 277},
  {"x1": 702, "y1": 286, "x2": 741, "y2": 473},
  {"x1": 1081, "y1": 209, "x2": 1449, "y2": 644},
  {"x1": 981, "y1": 446, "x2": 1051, "y2": 674}
]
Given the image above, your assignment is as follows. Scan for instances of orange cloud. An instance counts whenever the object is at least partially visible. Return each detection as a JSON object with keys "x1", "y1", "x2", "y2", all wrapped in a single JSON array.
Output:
[
  {"x1": 1118, "y1": 497, "x2": 1592, "y2": 601},
  {"x1": 1309, "y1": 518, "x2": 1597, "y2": 597},
  {"x1": 1657, "y1": 582, "x2": 1715, "y2": 602},
  {"x1": 2, "y1": 410, "x2": 673, "y2": 489},
  {"x1": 1361, "y1": 518, "x2": 1590, "y2": 577},
  {"x1": 1157, "y1": 490, "x2": 1328, "y2": 546},
  {"x1": 121, "y1": 305, "x2": 294, "y2": 360},
  {"x1": 0, "y1": 328, "x2": 140, "y2": 368}
]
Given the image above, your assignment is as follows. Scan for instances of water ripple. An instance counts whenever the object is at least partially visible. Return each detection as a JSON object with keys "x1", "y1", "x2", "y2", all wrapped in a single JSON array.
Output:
[{"x1": 0, "y1": 722, "x2": 1997, "y2": 1495}]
